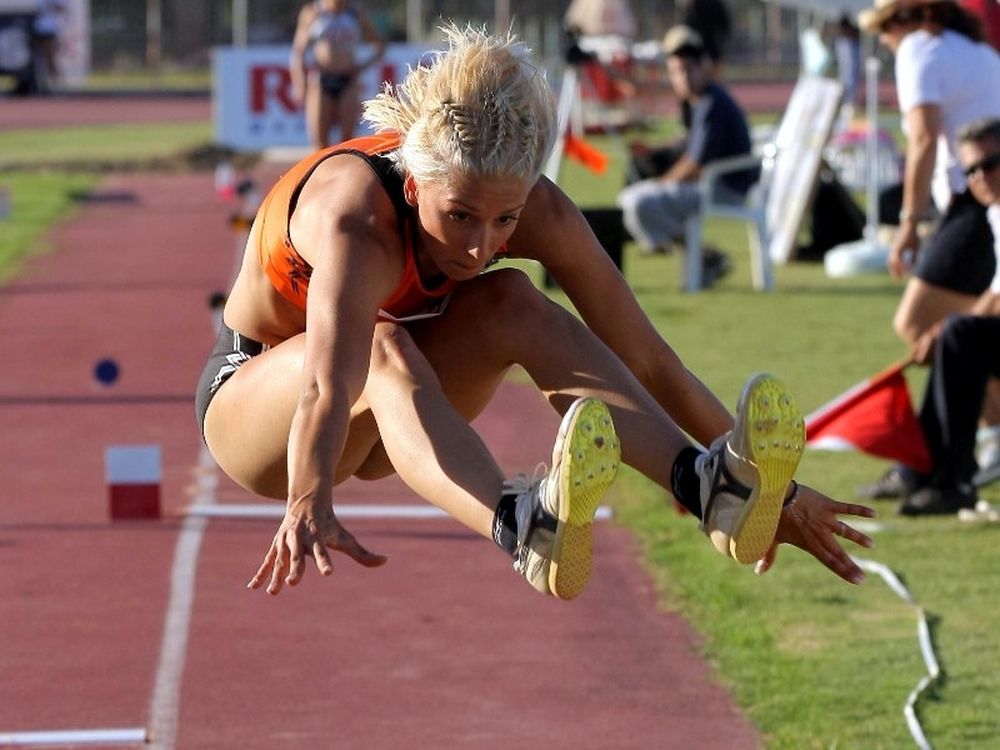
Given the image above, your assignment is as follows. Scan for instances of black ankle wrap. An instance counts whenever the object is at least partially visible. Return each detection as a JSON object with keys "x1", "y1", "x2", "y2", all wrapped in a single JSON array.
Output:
[{"x1": 671, "y1": 446, "x2": 704, "y2": 519}]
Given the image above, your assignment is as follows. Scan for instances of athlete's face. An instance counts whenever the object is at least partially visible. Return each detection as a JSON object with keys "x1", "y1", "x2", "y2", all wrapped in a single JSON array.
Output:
[{"x1": 405, "y1": 172, "x2": 535, "y2": 281}]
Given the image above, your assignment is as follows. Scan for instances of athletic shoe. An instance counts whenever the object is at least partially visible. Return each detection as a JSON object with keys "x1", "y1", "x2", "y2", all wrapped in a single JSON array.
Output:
[
  {"x1": 509, "y1": 397, "x2": 620, "y2": 599},
  {"x1": 697, "y1": 373, "x2": 805, "y2": 563},
  {"x1": 857, "y1": 465, "x2": 922, "y2": 499},
  {"x1": 897, "y1": 485, "x2": 977, "y2": 516}
]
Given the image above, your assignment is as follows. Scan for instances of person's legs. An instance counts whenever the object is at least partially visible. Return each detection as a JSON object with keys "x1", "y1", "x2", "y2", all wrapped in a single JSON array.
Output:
[
  {"x1": 305, "y1": 73, "x2": 336, "y2": 149},
  {"x1": 618, "y1": 179, "x2": 700, "y2": 254},
  {"x1": 202, "y1": 281, "x2": 620, "y2": 597},
  {"x1": 205, "y1": 269, "x2": 798, "y2": 570},
  {"x1": 335, "y1": 79, "x2": 363, "y2": 142},
  {"x1": 895, "y1": 191, "x2": 994, "y2": 345},
  {"x1": 409, "y1": 269, "x2": 803, "y2": 563},
  {"x1": 921, "y1": 315, "x2": 1000, "y2": 487},
  {"x1": 900, "y1": 315, "x2": 1000, "y2": 515},
  {"x1": 893, "y1": 277, "x2": 979, "y2": 346}
]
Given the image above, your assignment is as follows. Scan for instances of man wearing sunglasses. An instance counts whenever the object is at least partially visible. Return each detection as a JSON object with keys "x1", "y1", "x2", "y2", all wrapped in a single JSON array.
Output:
[
  {"x1": 856, "y1": 0, "x2": 1000, "y2": 504},
  {"x1": 867, "y1": 118, "x2": 1000, "y2": 515}
]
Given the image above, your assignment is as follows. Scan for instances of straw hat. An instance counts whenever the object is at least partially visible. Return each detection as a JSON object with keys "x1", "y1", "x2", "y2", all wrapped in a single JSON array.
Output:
[
  {"x1": 857, "y1": 0, "x2": 954, "y2": 34},
  {"x1": 662, "y1": 25, "x2": 704, "y2": 56}
]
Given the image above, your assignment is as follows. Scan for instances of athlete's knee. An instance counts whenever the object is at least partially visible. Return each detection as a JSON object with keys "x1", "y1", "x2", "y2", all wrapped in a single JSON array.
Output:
[
  {"x1": 369, "y1": 321, "x2": 432, "y2": 382},
  {"x1": 468, "y1": 267, "x2": 549, "y2": 320}
]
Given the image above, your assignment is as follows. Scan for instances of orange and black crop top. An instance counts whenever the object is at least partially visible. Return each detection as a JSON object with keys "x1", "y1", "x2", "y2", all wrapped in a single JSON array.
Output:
[{"x1": 255, "y1": 132, "x2": 458, "y2": 319}]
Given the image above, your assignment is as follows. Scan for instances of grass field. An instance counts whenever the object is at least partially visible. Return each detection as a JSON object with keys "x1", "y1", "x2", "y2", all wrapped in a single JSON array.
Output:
[
  {"x1": 0, "y1": 122, "x2": 214, "y2": 171},
  {"x1": 3, "y1": 122, "x2": 998, "y2": 749},
  {"x1": 555, "y1": 136, "x2": 1000, "y2": 750}
]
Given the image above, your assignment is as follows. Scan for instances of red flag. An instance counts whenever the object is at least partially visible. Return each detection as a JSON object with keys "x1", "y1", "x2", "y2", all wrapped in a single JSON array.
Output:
[
  {"x1": 563, "y1": 132, "x2": 609, "y2": 174},
  {"x1": 805, "y1": 361, "x2": 932, "y2": 472}
]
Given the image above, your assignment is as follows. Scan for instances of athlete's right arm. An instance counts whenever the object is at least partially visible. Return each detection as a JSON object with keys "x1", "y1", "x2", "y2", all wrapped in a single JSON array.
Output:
[{"x1": 248, "y1": 156, "x2": 402, "y2": 595}]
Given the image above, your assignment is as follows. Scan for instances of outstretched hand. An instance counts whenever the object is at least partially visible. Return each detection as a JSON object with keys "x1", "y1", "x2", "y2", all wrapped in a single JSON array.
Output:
[
  {"x1": 755, "y1": 483, "x2": 875, "y2": 584},
  {"x1": 248, "y1": 501, "x2": 388, "y2": 595}
]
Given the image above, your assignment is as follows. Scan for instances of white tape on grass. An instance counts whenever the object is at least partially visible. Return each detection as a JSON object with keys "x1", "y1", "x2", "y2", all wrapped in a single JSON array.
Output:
[{"x1": 853, "y1": 557, "x2": 939, "y2": 750}]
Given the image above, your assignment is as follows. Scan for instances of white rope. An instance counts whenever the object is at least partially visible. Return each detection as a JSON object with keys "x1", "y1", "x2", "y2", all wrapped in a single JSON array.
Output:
[{"x1": 853, "y1": 557, "x2": 940, "y2": 750}]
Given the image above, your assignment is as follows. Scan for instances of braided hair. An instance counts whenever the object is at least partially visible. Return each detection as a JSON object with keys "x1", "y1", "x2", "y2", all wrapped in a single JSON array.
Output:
[{"x1": 363, "y1": 23, "x2": 557, "y2": 184}]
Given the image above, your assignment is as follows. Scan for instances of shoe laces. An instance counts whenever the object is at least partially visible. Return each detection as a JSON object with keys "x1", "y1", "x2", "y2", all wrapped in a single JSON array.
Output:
[{"x1": 502, "y1": 463, "x2": 551, "y2": 550}]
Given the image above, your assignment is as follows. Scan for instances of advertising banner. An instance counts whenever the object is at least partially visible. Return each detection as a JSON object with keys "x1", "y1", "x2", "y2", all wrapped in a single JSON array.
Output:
[{"x1": 213, "y1": 43, "x2": 431, "y2": 151}]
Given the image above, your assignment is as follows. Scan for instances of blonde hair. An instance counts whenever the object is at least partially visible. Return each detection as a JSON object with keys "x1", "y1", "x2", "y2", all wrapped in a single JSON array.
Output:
[{"x1": 363, "y1": 24, "x2": 557, "y2": 184}]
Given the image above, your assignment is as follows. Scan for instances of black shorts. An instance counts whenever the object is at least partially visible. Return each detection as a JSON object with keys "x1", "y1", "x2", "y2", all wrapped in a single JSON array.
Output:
[
  {"x1": 913, "y1": 190, "x2": 996, "y2": 296},
  {"x1": 195, "y1": 322, "x2": 267, "y2": 438},
  {"x1": 319, "y1": 72, "x2": 354, "y2": 98}
]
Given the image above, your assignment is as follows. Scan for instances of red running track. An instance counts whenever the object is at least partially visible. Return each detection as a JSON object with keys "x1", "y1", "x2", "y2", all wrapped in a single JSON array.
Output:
[{"x1": 0, "y1": 170, "x2": 760, "y2": 749}]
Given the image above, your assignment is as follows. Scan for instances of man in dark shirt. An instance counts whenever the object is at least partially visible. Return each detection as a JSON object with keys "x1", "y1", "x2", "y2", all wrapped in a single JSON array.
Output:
[{"x1": 617, "y1": 25, "x2": 756, "y2": 280}]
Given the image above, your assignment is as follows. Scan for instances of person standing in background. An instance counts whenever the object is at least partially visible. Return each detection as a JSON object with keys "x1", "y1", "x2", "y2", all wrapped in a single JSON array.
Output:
[
  {"x1": 834, "y1": 13, "x2": 863, "y2": 122},
  {"x1": 32, "y1": 0, "x2": 66, "y2": 92},
  {"x1": 290, "y1": 0, "x2": 386, "y2": 149}
]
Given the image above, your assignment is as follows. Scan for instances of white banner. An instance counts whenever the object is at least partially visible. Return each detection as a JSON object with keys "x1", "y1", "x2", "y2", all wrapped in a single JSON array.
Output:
[{"x1": 213, "y1": 43, "x2": 431, "y2": 152}]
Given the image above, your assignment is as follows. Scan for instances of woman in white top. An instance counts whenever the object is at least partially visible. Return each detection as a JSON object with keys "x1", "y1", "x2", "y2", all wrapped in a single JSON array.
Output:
[
  {"x1": 859, "y1": 0, "x2": 1000, "y2": 343},
  {"x1": 290, "y1": 0, "x2": 386, "y2": 148}
]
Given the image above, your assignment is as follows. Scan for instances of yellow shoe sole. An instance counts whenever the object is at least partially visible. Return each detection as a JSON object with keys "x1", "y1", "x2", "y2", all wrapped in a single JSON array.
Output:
[
  {"x1": 548, "y1": 398, "x2": 621, "y2": 600},
  {"x1": 729, "y1": 375, "x2": 805, "y2": 564}
]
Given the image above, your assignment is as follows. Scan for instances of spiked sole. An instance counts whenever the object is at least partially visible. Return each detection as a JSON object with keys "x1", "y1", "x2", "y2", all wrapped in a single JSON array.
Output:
[
  {"x1": 729, "y1": 375, "x2": 805, "y2": 564},
  {"x1": 547, "y1": 398, "x2": 621, "y2": 599}
]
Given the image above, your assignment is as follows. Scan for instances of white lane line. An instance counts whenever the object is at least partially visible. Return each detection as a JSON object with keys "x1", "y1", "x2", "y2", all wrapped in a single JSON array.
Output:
[
  {"x1": 186, "y1": 502, "x2": 615, "y2": 521},
  {"x1": 146, "y1": 444, "x2": 217, "y2": 749},
  {"x1": 0, "y1": 728, "x2": 147, "y2": 746}
]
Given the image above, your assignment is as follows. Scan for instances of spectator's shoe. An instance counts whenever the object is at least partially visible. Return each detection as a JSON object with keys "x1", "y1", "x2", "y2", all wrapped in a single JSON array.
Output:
[
  {"x1": 857, "y1": 465, "x2": 921, "y2": 499},
  {"x1": 897, "y1": 485, "x2": 977, "y2": 516},
  {"x1": 510, "y1": 397, "x2": 620, "y2": 599},
  {"x1": 701, "y1": 246, "x2": 733, "y2": 288},
  {"x1": 697, "y1": 374, "x2": 805, "y2": 563},
  {"x1": 976, "y1": 426, "x2": 1000, "y2": 475}
]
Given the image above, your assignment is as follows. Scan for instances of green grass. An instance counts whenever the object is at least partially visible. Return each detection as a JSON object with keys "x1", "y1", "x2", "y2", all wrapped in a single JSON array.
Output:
[
  {"x1": 79, "y1": 68, "x2": 212, "y2": 92},
  {"x1": 0, "y1": 173, "x2": 99, "y2": 283},
  {"x1": 3, "y1": 123, "x2": 999, "y2": 748},
  {"x1": 552, "y1": 134, "x2": 1000, "y2": 749},
  {"x1": 0, "y1": 122, "x2": 215, "y2": 170}
]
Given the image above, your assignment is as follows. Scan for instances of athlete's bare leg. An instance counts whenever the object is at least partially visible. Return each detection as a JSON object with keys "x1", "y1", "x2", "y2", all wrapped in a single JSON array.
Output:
[{"x1": 204, "y1": 269, "x2": 693, "y2": 539}]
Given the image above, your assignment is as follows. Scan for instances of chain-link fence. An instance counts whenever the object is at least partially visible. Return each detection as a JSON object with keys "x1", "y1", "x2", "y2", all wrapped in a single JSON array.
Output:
[{"x1": 88, "y1": 1, "x2": 814, "y2": 75}]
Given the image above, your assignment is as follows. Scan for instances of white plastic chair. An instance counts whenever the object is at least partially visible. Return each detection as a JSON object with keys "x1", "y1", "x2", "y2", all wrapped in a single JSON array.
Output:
[{"x1": 682, "y1": 76, "x2": 844, "y2": 292}]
